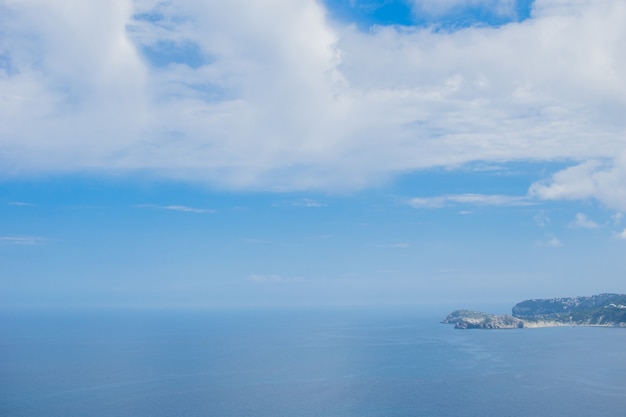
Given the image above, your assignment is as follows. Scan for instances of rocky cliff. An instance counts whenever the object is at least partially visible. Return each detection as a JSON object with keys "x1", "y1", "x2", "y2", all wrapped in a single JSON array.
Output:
[{"x1": 443, "y1": 293, "x2": 626, "y2": 329}]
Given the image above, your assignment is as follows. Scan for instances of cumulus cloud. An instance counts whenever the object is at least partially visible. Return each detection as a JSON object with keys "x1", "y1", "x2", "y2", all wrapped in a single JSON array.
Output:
[
  {"x1": 569, "y1": 213, "x2": 600, "y2": 229},
  {"x1": 616, "y1": 228, "x2": 626, "y2": 240},
  {"x1": 529, "y1": 156, "x2": 626, "y2": 211},
  {"x1": 1, "y1": 0, "x2": 626, "y2": 191}
]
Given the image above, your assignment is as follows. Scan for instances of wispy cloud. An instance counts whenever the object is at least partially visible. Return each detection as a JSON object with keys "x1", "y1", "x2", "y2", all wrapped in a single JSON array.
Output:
[
  {"x1": 569, "y1": 213, "x2": 600, "y2": 229},
  {"x1": 409, "y1": 194, "x2": 531, "y2": 208},
  {"x1": 0, "y1": 236, "x2": 46, "y2": 245},
  {"x1": 242, "y1": 238, "x2": 271, "y2": 244},
  {"x1": 536, "y1": 236, "x2": 562, "y2": 247},
  {"x1": 248, "y1": 274, "x2": 304, "y2": 283},
  {"x1": 377, "y1": 243, "x2": 411, "y2": 249},
  {"x1": 533, "y1": 210, "x2": 550, "y2": 227},
  {"x1": 292, "y1": 198, "x2": 326, "y2": 207},
  {"x1": 135, "y1": 204, "x2": 215, "y2": 214},
  {"x1": 275, "y1": 198, "x2": 327, "y2": 208},
  {"x1": 615, "y1": 228, "x2": 626, "y2": 240},
  {"x1": 8, "y1": 201, "x2": 35, "y2": 207}
]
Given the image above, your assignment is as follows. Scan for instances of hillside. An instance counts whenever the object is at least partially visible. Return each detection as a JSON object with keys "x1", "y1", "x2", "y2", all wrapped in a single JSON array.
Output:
[{"x1": 443, "y1": 294, "x2": 626, "y2": 329}]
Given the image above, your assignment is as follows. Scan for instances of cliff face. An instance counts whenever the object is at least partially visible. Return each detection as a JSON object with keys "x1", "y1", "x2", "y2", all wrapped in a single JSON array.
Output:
[
  {"x1": 443, "y1": 294, "x2": 626, "y2": 329},
  {"x1": 455, "y1": 315, "x2": 524, "y2": 329}
]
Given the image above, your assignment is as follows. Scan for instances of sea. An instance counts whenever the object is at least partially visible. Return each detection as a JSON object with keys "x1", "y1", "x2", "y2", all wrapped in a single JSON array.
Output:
[{"x1": 1, "y1": 308, "x2": 626, "y2": 417}]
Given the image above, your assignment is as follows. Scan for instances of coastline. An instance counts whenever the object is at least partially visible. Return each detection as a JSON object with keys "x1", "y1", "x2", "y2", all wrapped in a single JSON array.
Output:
[
  {"x1": 446, "y1": 316, "x2": 626, "y2": 329},
  {"x1": 442, "y1": 294, "x2": 626, "y2": 329},
  {"x1": 521, "y1": 320, "x2": 626, "y2": 328}
]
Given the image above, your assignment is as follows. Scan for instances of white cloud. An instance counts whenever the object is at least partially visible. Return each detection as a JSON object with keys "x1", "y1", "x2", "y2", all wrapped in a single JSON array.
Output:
[
  {"x1": 611, "y1": 212, "x2": 623, "y2": 225},
  {"x1": 529, "y1": 161, "x2": 605, "y2": 200},
  {"x1": 378, "y1": 243, "x2": 411, "y2": 248},
  {"x1": 409, "y1": 193, "x2": 531, "y2": 208},
  {"x1": 242, "y1": 238, "x2": 269, "y2": 244},
  {"x1": 533, "y1": 210, "x2": 550, "y2": 227},
  {"x1": 569, "y1": 212, "x2": 600, "y2": 229},
  {"x1": 529, "y1": 156, "x2": 626, "y2": 211},
  {"x1": 537, "y1": 236, "x2": 562, "y2": 247},
  {"x1": 248, "y1": 274, "x2": 303, "y2": 283},
  {"x1": 0, "y1": 236, "x2": 46, "y2": 245},
  {"x1": 289, "y1": 198, "x2": 327, "y2": 207},
  {"x1": 8, "y1": 201, "x2": 34, "y2": 206},
  {"x1": 616, "y1": 228, "x2": 626, "y2": 240},
  {"x1": 547, "y1": 237, "x2": 562, "y2": 247},
  {"x1": 136, "y1": 204, "x2": 215, "y2": 213},
  {"x1": 272, "y1": 198, "x2": 327, "y2": 207},
  {"x1": 1, "y1": 0, "x2": 626, "y2": 190},
  {"x1": 162, "y1": 205, "x2": 215, "y2": 213}
]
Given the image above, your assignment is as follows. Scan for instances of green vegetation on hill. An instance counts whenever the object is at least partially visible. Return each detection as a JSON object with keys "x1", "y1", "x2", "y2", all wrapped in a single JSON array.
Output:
[
  {"x1": 512, "y1": 293, "x2": 626, "y2": 325},
  {"x1": 441, "y1": 310, "x2": 494, "y2": 325},
  {"x1": 443, "y1": 294, "x2": 626, "y2": 329}
]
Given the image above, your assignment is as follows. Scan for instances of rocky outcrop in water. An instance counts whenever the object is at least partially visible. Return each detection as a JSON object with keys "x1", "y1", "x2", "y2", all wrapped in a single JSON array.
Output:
[{"x1": 443, "y1": 293, "x2": 626, "y2": 329}]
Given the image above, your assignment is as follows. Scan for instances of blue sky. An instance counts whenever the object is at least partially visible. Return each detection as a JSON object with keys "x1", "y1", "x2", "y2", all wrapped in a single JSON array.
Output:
[{"x1": 1, "y1": 0, "x2": 626, "y2": 310}]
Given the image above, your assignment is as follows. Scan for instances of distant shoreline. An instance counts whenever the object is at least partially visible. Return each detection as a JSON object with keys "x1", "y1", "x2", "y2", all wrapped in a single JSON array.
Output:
[{"x1": 443, "y1": 294, "x2": 626, "y2": 329}]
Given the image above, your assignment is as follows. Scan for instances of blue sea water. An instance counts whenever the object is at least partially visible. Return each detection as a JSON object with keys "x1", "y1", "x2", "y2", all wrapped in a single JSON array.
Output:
[{"x1": 1, "y1": 308, "x2": 626, "y2": 417}]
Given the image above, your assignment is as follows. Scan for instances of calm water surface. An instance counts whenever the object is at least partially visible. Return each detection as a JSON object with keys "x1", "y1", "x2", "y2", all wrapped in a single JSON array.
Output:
[{"x1": 1, "y1": 308, "x2": 625, "y2": 416}]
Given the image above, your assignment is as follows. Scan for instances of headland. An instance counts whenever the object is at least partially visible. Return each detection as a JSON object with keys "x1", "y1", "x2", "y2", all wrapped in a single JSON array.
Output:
[{"x1": 443, "y1": 293, "x2": 626, "y2": 329}]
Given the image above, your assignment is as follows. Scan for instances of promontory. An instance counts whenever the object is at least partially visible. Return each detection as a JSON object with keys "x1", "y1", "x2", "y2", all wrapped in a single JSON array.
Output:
[{"x1": 443, "y1": 293, "x2": 626, "y2": 329}]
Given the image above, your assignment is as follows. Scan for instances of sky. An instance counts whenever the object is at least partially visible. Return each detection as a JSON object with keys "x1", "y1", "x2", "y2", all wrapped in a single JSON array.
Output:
[{"x1": 1, "y1": 0, "x2": 626, "y2": 311}]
